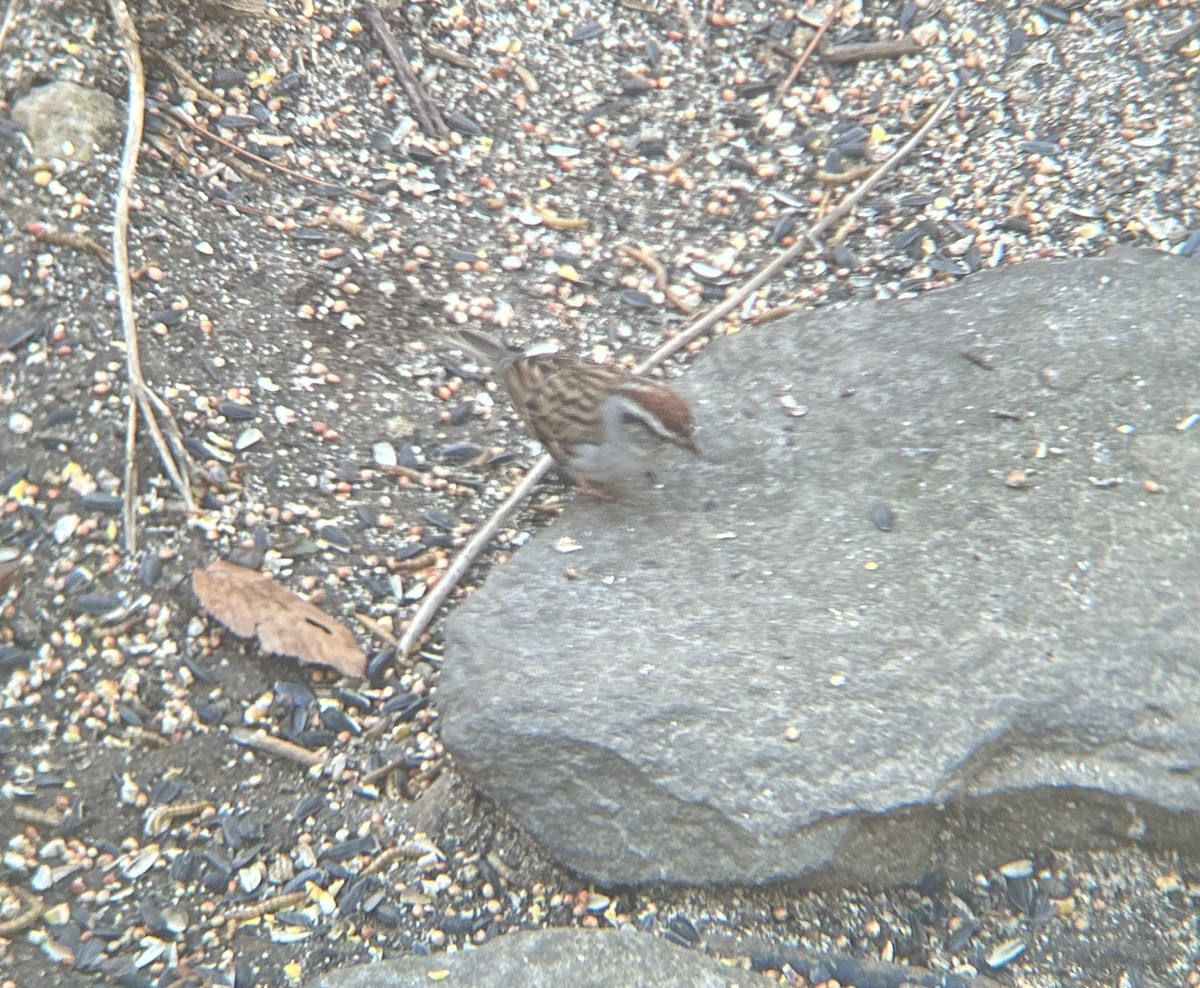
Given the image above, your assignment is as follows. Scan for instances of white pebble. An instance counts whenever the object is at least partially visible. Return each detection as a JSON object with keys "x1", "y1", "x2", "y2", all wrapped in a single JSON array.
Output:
[
  {"x1": 53, "y1": 514, "x2": 79, "y2": 543},
  {"x1": 373, "y1": 441, "x2": 398, "y2": 467},
  {"x1": 7, "y1": 412, "x2": 32, "y2": 435}
]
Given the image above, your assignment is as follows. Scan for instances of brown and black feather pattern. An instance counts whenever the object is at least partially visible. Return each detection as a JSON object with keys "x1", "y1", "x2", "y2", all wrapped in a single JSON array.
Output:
[
  {"x1": 502, "y1": 355, "x2": 633, "y2": 462},
  {"x1": 454, "y1": 328, "x2": 697, "y2": 479}
]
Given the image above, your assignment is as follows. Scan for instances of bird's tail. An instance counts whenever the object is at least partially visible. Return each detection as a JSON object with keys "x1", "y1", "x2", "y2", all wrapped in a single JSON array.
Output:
[{"x1": 454, "y1": 328, "x2": 517, "y2": 366}]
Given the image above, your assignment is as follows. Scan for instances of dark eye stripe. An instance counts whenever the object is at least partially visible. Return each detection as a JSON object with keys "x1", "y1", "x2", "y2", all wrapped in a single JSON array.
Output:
[{"x1": 620, "y1": 408, "x2": 672, "y2": 441}]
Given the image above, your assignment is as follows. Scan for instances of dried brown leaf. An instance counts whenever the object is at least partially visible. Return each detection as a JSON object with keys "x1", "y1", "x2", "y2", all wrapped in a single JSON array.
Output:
[{"x1": 192, "y1": 559, "x2": 366, "y2": 678}]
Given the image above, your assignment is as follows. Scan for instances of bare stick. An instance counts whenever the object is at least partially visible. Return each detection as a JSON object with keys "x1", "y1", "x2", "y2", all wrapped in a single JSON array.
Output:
[
  {"x1": 360, "y1": 753, "x2": 410, "y2": 787},
  {"x1": 155, "y1": 104, "x2": 381, "y2": 203},
  {"x1": 364, "y1": 2, "x2": 448, "y2": 139},
  {"x1": 124, "y1": 398, "x2": 137, "y2": 555},
  {"x1": 230, "y1": 728, "x2": 326, "y2": 768},
  {"x1": 820, "y1": 38, "x2": 923, "y2": 63},
  {"x1": 0, "y1": 0, "x2": 19, "y2": 52},
  {"x1": 395, "y1": 93, "x2": 957, "y2": 659},
  {"x1": 140, "y1": 381, "x2": 201, "y2": 497},
  {"x1": 108, "y1": 0, "x2": 196, "y2": 551},
  {"x1": 109, "y1": 0, "x2": 150, "y2": 552},
  {"x1": 634, "y1": 94, "x2": 957, "y2": 372},
  {"x1": 152, "y1": 50, "x2": 225, "y2": 104},
  {"x1": 397, "y1": 458, "x2": 552, "y2": 658},
  {"x1": 673, "y1": 0, "x2": 704, "y2": 50},
  {"x1": 770, "y1": 0, "x2": 846, "y2": 112}
]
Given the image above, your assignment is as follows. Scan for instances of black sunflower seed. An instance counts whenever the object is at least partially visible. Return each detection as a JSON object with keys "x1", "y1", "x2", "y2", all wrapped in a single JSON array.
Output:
[
  {"x1": 423, "y1": 508, "x2": 455, "y2": 531},
  {"x1": 80, "y1": 493, "x2": 122, "y2": 515},
  {"x1": 569, "y1": 21, "x2": 603, "y2": 42},
  {"x1": 2, "y1": 324, "x2": 41, "y2": 349},
  {"x1": 321, "y1": 834, "x2": 378, "y2": 862},
  {"x1": 218, "y1": 400, "x2": 257, "y2": 421}
]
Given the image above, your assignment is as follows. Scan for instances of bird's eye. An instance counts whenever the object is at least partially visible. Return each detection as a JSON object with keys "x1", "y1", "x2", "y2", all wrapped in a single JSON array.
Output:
[{"x1": 620, "y1": 410, "x2": 657, "y2": 436}]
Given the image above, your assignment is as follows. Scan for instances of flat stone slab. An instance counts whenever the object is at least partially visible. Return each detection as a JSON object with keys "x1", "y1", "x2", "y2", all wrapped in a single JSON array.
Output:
[
  {"x1": 442, "y1": 249, "x2": 1200, "y2": 887},
  {"x1": 304, "y1": 929, "x2": 772, "y2": 988}
]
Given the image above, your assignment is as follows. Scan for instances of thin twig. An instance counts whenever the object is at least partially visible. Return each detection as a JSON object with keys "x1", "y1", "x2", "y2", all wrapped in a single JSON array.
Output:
[
  {"x1": 27, "y1": 223, "x2": 114, "y2": 265},
  {"x1": 0, "y1": 0, "x2": 19, "y2": 52},
  {"x1": 395, "y1": 93, "x2": 957, "y2": 659},
  {"x1": 397, "y1": 459, "x2": 552, "y2": 657},
  {"x1": 124, "y1": 398, "x2": 137, "y2": 558},
  {"x1": 769, "y1": 0, "x2": 845, "y2": 112},
  {"x1": 820, "y1": 38, "x2": 922, "y2": 63},
  {"x1": 108, "y1": 0, "x2": 197, "y2": 552},
  {"x1": 635, "y1": 94, "x2": 957, "y2": 371},
  {"x1": 673, "y1": 0, "x2": 704, "y2": 50},
  {"x1": 231, "y1": 728, "x2": 327, "y2": 768},
  {"x1": 152, "y1": 49, "x2": 224, "y2": 104},
  {"x1": 154, "y1": 104, "x2": 380, "y2": 203},
  {"x1": 140, "y1": 383, "x2": 200, "y2": 494},
  {"x1": 364, "y1": 2, "x2": 449, "y2": 139},
  {"x1": 0, "y1": 885, "x2": 42, "y2": 936},
  {"x1": 110, "y1": 0, "x2": 151, "y2": 553},
  {"x1": 360, "y1": 754, "x2": 410, "y2": 787}
]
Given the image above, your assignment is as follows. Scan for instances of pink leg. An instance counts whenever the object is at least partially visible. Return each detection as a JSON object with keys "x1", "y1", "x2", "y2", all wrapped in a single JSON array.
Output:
[{"x1": 571, "y1": 476, "x2": 615, "y2": 499}]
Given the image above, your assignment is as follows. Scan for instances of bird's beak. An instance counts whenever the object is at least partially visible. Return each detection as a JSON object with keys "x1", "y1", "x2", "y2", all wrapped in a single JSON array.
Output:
[{"x1": 681, "y1": 435, "x2": 701, "y2": 457}]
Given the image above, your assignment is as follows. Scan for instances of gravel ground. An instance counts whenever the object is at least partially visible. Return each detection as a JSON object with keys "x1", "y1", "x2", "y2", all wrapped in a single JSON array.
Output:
[{"x1": 2, "y1": 0, "x2": 1198, "y2": 985}]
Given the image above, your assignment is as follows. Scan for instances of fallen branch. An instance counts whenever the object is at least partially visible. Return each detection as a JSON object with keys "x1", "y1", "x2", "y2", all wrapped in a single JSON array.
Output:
[
  {"x1": 638, "y1": 94, "x2": 957, "y2": 369},
  {"x1": 395, "y1": 93, "x2": 957, "y2": 659},
  {"x1": 820, "y1": 38, "x2": 922, "y2": 63},
  {"x1": 673, "y1": 0, "x2": 704, "y2": 50},
  {"x1": 396, "y1": 459, "x2": 553, "y2": 658},
  {"x1": 769, "y1": 0, "x2": 845, "y2": 112},
  {"x1": 364, "y1": 2, "x2": 448, "y2": 139},
  {"x1": 152, "y1": 49, "x2": 224, "y2": 104},
  {"x1": 154, "y1": 104, "x2": 380, "y2": 203},
  {"x1": 0, "y1": 884, "x2": 42, "y2": 936},
  {"x1": 107, "y1": 0, "x2": 196, "y2": 551},
  {"x1": 27, "y1": 223, "x2": 114, "y2": 265},
  {"x1": 0, "y1": 0, "x2": 19, "y2": 53},
  {"x1": 230, "y1": 727, "x2": 327, "y2": 768}
]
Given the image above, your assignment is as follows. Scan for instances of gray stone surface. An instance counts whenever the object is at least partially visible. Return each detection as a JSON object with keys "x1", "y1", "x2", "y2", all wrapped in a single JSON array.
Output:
[
  {"x1": 442, "y1": 250, "x2": 1200, "y2": 887},
  {"x1": 10, "y1": 80, "x2": 121, "y2": 162},
  {"x1": 305, "y1": 929, "x2": 771, "y2": 988}
]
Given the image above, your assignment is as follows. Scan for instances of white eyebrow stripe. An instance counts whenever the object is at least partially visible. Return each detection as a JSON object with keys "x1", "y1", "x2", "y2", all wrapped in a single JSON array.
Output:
[{"x1": 615, "y1": 397, "x2": 673, "y2": 437}]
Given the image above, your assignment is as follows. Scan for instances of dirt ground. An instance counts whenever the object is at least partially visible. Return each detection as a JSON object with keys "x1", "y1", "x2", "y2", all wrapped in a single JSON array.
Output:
[{"x1": 2, "y1": 1, "x2": 1199, "y2": 985}]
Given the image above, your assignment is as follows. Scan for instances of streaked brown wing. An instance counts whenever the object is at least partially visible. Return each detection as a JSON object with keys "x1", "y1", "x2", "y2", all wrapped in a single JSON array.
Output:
[{"x1": 503, "y1": 356, "x2": 629, "y2": 458}]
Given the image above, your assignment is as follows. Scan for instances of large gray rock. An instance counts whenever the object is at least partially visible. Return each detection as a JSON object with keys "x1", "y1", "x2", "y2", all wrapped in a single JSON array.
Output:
[
  {"x1": 441, "y1": 249, "x2": 1200, "y2": 887},
  {"x1": 305, "y1": 929, "x2": 771, "y2": 987}
]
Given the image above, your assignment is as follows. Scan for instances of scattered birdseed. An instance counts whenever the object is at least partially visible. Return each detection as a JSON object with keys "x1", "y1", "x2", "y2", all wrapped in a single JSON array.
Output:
[{"x1": 1, "y1": 1, "x2": 1197, "y2": 986}]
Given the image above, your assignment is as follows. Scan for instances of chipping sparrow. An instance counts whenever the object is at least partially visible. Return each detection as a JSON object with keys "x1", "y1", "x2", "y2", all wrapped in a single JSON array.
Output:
[{"x1": 456, "y1": 329, "x2": 699, "y2": 493}]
